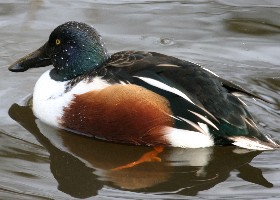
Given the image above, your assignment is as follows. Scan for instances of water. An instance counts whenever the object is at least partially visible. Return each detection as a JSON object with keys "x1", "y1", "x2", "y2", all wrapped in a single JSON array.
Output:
[{"x1": 1, "y1": 0, "x2": 280, "y2": 199}]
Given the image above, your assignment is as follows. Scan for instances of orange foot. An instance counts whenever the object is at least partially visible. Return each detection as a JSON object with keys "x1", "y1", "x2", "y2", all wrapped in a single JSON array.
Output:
[{"x1": 111, "y1": 146, "x2": 164, "y2": 171}]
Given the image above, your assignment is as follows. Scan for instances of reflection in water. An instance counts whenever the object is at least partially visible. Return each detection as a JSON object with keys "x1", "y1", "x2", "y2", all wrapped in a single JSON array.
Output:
[
  {"x1": 225, "y1": 10, "x2": 280, "y2": 35},
  {"x1": 254, "y1": 77, "x2": 280, "y2": 107},
  {"x1": 225, "y1": 18, "x2": 280, "y2": 35},
  {"x1": 8, "y1": 103, "x2": 273, "y2": 198}
]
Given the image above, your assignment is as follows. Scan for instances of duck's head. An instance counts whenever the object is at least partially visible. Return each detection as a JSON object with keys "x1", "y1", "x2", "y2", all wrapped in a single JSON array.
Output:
[{"x1": 9, "y1": 21, "x2": 109, "y2": 81}]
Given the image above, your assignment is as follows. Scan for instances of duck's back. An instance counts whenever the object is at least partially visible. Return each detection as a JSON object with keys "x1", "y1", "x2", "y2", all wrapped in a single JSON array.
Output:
[{"x1": 104, "y1": 51, "x2": 278, "y2": 149}]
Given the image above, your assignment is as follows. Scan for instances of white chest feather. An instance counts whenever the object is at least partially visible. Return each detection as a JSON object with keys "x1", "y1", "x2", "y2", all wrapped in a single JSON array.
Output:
[{"x1": 32, "y1": 70, "x2": 111, "y2": 127}]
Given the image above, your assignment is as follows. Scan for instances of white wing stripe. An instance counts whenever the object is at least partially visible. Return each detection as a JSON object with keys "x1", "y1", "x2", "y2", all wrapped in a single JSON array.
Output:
[
  {"x1": 178, "y1": 117, "x2": 208, "y2": 135},
  {"x1": 188, "y1": 110, "x2": 219, "y2": 130},
  {"x1": 156, "y1": 64, "x2": 180, "y2": 67},
  {"x1": 201, "y1": 67, "x2": 219, "y2": 77},
  {"x1": 134, "y1": 76, "x2": 195, "y2": 105}
]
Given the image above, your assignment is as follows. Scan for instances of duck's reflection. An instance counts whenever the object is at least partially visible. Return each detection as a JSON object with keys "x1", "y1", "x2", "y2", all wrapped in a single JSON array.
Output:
[{"x1": 9, "y1": 103, "x2": 273, "y2": 198}]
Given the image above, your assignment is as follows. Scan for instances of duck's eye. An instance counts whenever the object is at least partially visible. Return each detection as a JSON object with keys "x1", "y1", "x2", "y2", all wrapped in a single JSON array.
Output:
[{"x1": 55, "y1": 39, "x2": 61, "y2": 45}]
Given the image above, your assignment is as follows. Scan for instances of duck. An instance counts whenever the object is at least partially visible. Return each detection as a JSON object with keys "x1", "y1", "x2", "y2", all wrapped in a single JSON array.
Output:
[{"x1": 9, "y1": 21, "x2": 279, "y2": 150}]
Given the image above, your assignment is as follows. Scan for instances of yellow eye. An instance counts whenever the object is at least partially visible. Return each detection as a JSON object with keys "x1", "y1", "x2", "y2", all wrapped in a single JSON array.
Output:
[{"x1": 55, "y1": 39, "x2": 61, "y2": 45}]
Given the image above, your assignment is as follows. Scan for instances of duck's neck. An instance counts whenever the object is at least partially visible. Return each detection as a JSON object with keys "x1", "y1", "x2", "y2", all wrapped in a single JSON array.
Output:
[{"x1": 49, "y1": 49, "x2": 110, "y2": 82}]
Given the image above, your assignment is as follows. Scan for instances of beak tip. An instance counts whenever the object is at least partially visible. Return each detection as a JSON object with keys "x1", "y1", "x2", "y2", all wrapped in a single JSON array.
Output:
[
  {"x1": 8, "y1": 42, "x2": 51, "y2": 73},
  {"x1": 8, "y1": 63, "x2": 28, "y2": 72}
]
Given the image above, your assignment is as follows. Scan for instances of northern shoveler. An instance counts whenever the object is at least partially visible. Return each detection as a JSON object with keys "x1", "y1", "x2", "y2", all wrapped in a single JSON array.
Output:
[{"x1": 9, "y1": 21, "x2": 279, "y2": 150}]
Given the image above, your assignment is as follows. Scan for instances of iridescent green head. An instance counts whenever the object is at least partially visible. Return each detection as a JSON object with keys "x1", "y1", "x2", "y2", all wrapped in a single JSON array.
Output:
[{"x1": 9, "y1": 21, "x2": 110, "y2": 81}]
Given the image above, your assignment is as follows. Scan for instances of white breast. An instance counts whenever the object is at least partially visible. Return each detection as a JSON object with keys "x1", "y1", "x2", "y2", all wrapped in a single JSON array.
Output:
[{"x1": 32, "y1": 70, "x2": 111, "y2": 127}]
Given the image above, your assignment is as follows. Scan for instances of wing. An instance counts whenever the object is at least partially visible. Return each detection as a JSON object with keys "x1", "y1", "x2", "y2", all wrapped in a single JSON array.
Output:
[
  {"x1": 105, "y1": 51, "x2": 277, "y2": 148},
  {"x1": 218, "y1": 78, "x2": 271, "y2": 104},
  {"x1": 108, "y1": 51, "x2": 268, "y2": 101}
]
